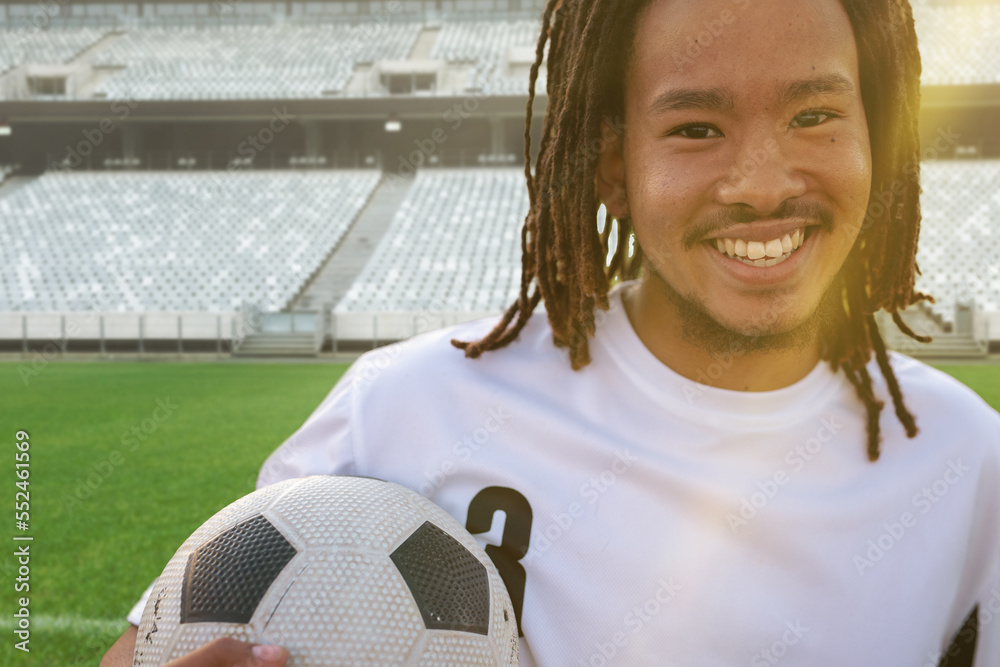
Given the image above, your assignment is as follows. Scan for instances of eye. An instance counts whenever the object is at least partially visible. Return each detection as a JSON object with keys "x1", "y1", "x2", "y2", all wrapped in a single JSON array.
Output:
[
  {"x1": 790, "y1": 110, "x2": 841, "y2": 129},
  {"x1": 669, "y1": 124, "x2": 723, "y2": 139}
]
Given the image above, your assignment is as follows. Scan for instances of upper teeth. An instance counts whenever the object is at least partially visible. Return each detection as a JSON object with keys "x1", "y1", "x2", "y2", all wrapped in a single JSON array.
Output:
[{"x1": 713, "y1": 229, "x2": 806, "y2": 267}]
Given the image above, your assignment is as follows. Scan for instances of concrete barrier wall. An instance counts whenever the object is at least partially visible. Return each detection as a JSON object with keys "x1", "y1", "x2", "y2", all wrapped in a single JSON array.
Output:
[
  {"x1": 333, "y1": 311, "x2": 498, "y2": 341},
  {"x1": 0, "y1": 312, "x2": 238, "y2": 341},
  {"x1": 7, "y1": 310, "x2": 995, "y2": 347}
]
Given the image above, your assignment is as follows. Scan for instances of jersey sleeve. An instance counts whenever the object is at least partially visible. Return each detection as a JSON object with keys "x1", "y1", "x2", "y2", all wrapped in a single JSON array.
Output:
[
  {"x1": 256, "y1": 365, "x2": 359, "y2": 488},
  {"x1": 126, "y1": 580, "x2": 155, "y2": 626}
]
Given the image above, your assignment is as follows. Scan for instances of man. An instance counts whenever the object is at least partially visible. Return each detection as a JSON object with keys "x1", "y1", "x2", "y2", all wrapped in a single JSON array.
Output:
[{"x1": 104, "y1": 0, "x2": 1000, "y2": 664}]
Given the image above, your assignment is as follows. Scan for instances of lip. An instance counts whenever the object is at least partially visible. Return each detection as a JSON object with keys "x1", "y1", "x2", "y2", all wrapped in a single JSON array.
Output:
[
  {"x1": 701, "y1": 218, "x2": 821, "y2": 244},
  {"x1": 704, "y1": 226, "x2": 818, "y2": 287}
]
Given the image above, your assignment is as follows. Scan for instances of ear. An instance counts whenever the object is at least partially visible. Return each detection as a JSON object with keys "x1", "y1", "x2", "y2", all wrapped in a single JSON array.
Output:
[{"x1": 594, "y1": 118, "x2": 629, "y2": 221}]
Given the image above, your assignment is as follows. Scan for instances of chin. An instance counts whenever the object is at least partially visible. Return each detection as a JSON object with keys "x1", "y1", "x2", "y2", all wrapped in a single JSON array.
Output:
[{"x1": 676, "y1": 289, "x2": 831, "y2": 356}]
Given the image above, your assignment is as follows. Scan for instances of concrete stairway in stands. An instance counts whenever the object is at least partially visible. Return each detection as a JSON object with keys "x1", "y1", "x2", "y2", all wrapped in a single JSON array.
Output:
[
  {"x1": 880, "y1": 305, "x2": 988, "y2": 359},
  {"x1": 289, "y1": 173, "x2": 415, "y2": 312},
  {"x1": 233, "y1": 332, "x2": 319, "y2": 357}
]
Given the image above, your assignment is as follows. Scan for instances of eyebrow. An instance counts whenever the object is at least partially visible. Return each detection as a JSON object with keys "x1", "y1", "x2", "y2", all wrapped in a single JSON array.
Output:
[
  {"x1": 647, "y1": 87, "x2": 736, "y2": 116},
  {"x1": 647, "y1": 73, "x2": 857, "y2": 117},
  {"x1": 779, "y1": 73, "x2": 857, "y2": 107}
]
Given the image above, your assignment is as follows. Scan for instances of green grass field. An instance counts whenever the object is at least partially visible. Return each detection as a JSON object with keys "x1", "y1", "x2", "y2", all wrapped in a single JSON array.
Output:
[
  {"x1": 0, "y1": 361, "x2": 348, "y2": 666},
  {"x1": 0, "y1": 360, "x2": 997, "y2": 666}
]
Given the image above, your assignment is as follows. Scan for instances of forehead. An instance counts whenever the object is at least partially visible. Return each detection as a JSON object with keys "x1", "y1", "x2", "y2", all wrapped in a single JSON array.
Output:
[{"x1": 628, "y1": 0, "x2": 860, "y2": 107}]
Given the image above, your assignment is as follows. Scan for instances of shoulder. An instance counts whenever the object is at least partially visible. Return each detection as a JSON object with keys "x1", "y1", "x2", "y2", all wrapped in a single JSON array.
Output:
[
  {"x1": 873, "y1": 352, "x2": 1000, "y2": 470},
  {"x1": 883, "y1": 352, "x2": 1000, "y2": 429},
  {"x1": 345, "y1": 307, "x2": 576, "y2": 409}
]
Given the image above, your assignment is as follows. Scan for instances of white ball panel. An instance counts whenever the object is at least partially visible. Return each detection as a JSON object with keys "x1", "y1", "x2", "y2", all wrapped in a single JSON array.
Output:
[
  {"x1": 417, "y1": 631, "x2": 497, "y2": 666},
  {"x1": 261, "y1": 549, "x2": 425, "y2": 666},
  {"x1": 266, "y1": 476, "x2": 426, "y2": 551}
]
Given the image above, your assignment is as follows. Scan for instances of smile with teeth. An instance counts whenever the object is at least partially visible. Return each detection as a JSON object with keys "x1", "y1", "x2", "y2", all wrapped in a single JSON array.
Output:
[{"x1": 711, "y1": 228, "x2": 808, "y2": 268}]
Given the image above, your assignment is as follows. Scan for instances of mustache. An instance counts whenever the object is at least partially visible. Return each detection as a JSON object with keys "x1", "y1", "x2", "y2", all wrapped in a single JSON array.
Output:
[{"x1": 682, "y1": 200, "x2": 836, "y2": 249}]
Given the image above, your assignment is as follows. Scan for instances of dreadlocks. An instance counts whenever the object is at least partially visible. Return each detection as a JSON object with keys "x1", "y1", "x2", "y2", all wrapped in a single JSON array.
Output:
[{"x1": 452, "y1": 0, "x2": 932, "y2": 462}]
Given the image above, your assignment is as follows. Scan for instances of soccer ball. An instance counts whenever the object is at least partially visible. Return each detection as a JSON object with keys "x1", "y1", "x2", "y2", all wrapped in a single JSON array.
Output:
[{"x1": 133, "y1": 475, "x2": 519, "y2": 666}]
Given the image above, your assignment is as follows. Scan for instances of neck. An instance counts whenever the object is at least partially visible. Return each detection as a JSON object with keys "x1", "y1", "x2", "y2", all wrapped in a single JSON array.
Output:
[{"x1": 621, "y1": 278, "x2": 824, "y2": 392}]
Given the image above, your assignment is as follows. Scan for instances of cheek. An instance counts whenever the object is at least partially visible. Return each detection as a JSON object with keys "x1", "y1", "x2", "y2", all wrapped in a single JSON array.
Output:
[
  {"x1": 625, "y1": 147, "x2": 715, "y2": 233},
  {"x1": 828, "y1": 141, "x2": 873, "y2": 247},
  {"x1": 828, "y1": 129, "x2": 873, "y2": 210}
]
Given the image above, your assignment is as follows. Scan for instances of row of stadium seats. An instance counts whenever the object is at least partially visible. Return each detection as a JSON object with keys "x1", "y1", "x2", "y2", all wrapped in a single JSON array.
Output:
[
  {"x1": 335, "y1": 169, "x2": 526, "y2": 314},
  {"x1": 430, "y1": 20, "x2": 541, "y2": 95},
  {"x1": 91, "y1": 23, "x2": 419, "y2": 100},
  {"x1": 2, "y1": 3, "x2": 998, "y2": 98},
  {"x1": 0, "y1": 26, "x2": 107, "y2": 76},
  {"x1": 0, "y1": 170, "x2": 380, "y2": 312}
]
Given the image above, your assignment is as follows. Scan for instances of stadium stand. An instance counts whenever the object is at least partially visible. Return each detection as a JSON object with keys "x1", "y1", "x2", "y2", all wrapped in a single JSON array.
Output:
[
  {"x1": 915, "y1": 159, "x2": 1000, "y2": 324},
  {"x1": 430, "y1": 19, "x2": 540, "y2": 94},
  {"x1": 0, "y1": 26, "x2": 107, "y2": 75},
  {"x1": 1, "y1": 3, "x2": 998, "y2": 353},
  {"x1": 0, "y1": 170, "x2": 380, "y2": 312},
  {"x1": 335, "y1": 169, "x2": 525, "y2": 314},
  {"x1": 1, "y1": 3, "x2": 996, "y2": 99},
  {"x1": 912, "y1": 2, "x2": 1000, "y2": 86},
  {"x1": 91, "y1": 22, "x2": 422, "y2": 100}
]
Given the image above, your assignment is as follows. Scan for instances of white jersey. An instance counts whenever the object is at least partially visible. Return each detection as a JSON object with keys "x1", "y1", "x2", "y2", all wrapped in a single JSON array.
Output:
[{"x1": 130, "y1": 284, "x2": 1000, "y2": 666}]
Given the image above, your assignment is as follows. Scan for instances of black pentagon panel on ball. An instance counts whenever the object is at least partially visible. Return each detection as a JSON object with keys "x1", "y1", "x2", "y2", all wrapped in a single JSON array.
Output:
[
  {"x1": 181, "y1": 513, "x2": 297, "y2": 624},
  {"x1": 390, "y1": 521, "x2": 491, "y2": 635}
]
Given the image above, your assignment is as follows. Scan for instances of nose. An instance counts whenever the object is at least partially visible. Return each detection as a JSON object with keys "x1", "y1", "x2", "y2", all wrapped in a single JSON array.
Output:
[{"x1": 714, "y1": 133, "x2": 807, "y2": 215}]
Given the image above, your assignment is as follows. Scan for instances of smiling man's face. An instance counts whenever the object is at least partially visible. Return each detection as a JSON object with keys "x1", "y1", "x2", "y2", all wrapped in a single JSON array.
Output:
[{"x1": 600, "y1": 0, "x2": 872, "y2": 350}]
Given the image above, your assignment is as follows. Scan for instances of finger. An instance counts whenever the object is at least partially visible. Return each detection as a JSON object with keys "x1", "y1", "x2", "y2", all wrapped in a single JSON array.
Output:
[
  {"x1": 161, "y1": 637, "x2": 288, "y2": 667},
  {"x1": 248, "y1": 644, "x2": 289, "y2": 667}
]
